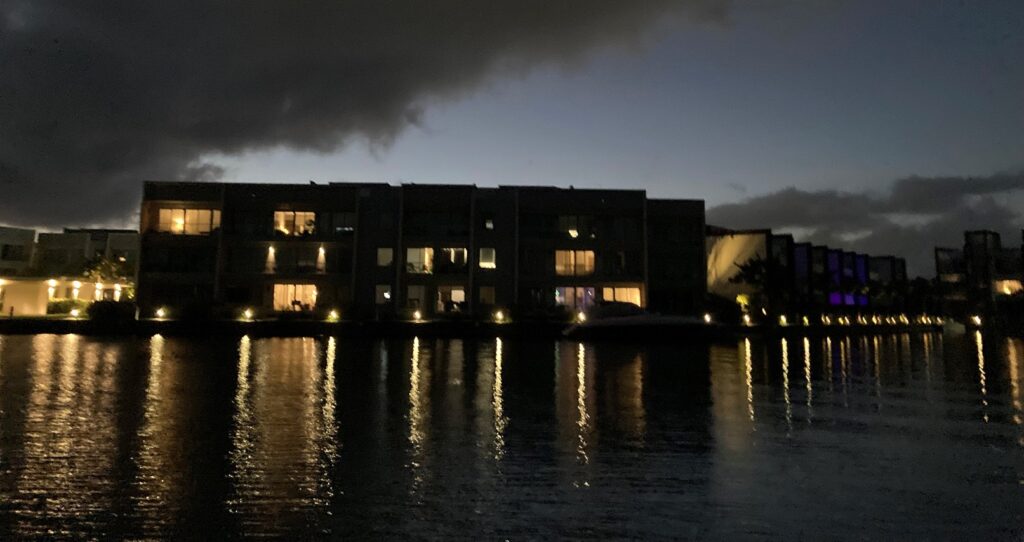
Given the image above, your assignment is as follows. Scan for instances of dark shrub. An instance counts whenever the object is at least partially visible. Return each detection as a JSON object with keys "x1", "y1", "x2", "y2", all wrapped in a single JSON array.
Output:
[{"x1": 87, "y1": 301, "x2": 136, "y2": 322}]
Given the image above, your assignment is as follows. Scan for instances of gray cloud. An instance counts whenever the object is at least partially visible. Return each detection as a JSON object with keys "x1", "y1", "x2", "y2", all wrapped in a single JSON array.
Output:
[
  {"x1": 0, "y1": 0, "x2": 728, "y2": 227},
  {"x1": 707, "y1": 172, "x2": 1024, "y2": 277}
]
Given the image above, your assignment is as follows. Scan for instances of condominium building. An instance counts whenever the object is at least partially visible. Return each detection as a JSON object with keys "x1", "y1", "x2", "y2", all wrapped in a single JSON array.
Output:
[
  {"x1": 706, "y1": 227, "x2": 907, "y2": 317},
  {"x1": 34, "y1": 228, "x2": 139, "y2": 277},
  {"x1": 935, "y1": 230, "x2": 1023, "y2": 316},
  {"x1": 136, "y1": 181, "x2": 706, "y2": 319}
]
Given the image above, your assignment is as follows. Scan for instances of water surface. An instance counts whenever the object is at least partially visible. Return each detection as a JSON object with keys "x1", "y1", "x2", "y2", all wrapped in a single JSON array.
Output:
[{"x1": 0, "y1": 332, "x2": 1021, "y2": 538}]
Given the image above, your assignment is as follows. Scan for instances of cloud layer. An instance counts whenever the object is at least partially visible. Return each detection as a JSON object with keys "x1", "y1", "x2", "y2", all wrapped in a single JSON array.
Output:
[
  {"x1": 1, "y1": 0, "x2": 727, "y2": 227},
  {"x1": 707, "y1": 173, "x2": 1024, "y2": 277}
]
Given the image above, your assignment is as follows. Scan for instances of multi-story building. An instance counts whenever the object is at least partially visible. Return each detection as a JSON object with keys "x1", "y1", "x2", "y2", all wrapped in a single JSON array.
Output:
[
  {"x1": 34, "y1": 228, "x2": 139, "y2": 277},
  {"x1": 0, "y1": 226, "x2": 36, "y2": 275},
  {"x1": 136, "y1": 181, "x2": 706, "y2": 320},
  {"x1": 706, "y1": 226, "x2": 907, "y2": 318},
  {"x1": 935, "y1": 230, "x2": 1023, "y2": 317}
]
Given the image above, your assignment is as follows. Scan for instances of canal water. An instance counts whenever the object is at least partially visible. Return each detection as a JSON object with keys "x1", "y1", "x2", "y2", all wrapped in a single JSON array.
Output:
[{"x1": 0, "y1": 332, "x2": 1021, "y2": 539}]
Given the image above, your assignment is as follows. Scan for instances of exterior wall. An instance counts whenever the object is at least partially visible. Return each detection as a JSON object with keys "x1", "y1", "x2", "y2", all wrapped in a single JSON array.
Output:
[
  {"x1": 706, "y1": 231, "x2": 769, "y2": 301},
  {"x1": 33, "y1": 229, "x2": 139, "y2": 277},
  {"x1": 0, "y1": 277, "x2": 126, "y2": 316},
  {"x1": 137, "y1": 181, "x2": 707, "y2": 319},
  {"x1": 647, "y1": 199, "x2": 705, "y2": 313},
  {"x1": 35, "y1": 232, "x2": 91, "y2": 275},
  {"x1": 515, "y1": 186, "x2": 648, "y2": 316},
  {"x1": 0, "y1": 227, "x2": 36, "y2": 275},
  {"x1": 0, "y1": 279, "x2": 48, "y2": 316}
]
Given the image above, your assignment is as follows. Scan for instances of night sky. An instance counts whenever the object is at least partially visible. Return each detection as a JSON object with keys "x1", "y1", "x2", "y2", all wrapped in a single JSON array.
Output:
[{"x1": 2, "y1": 1, "x2": 1022, "y2": 275}]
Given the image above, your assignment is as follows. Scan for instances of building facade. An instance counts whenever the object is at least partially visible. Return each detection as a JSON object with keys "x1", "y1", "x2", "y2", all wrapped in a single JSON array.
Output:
[
  {"x1": 706, "y1": 227, "x2": 907, "y2": 319},
  {"x1": 0, "y1": 226, "x2": 35, "y2": 275},
  {"x1": 935, "y1": 230, "x2": 1023, "y2": 317},
  {"x1": 137, "y1": 181, "x2": 706, "y2": 320},
  {"x1": 34, "y1": 229, "x2": 139, "y2": 277}
]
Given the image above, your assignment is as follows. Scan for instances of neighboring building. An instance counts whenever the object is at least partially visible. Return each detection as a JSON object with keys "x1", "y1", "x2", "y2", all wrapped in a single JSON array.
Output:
[
  {"x1": 34, "y1": 228, "x2": 139, "y2": 277},
  {"x1": 706, "y1": 226, "x2": 907, "y2": 317},
  {"x1": 0, "y1": 276, "x2": 128, "y2": 316},
  {"x1": 0, "y1": 226, "x2": 36, "y2": 275},
  {"x1": 136, "y1": 181, "x2": 706, "y2": 320},
  {"x1": 935, "y1": 230, "x2": 1023, "y2": 317}
]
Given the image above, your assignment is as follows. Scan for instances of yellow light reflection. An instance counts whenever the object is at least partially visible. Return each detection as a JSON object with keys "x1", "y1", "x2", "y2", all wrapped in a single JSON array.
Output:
[
  {"x1": 872, "y1": 336, "x2": 882, "y2": 401},
  {"x1": 409, "y1": 337, "x2": 426, "y2": 450},
  {"x1": 16, "y1": 335, "x2": 120, "y2": 534},
  {"x1": 975, "y1": 330, "x2": 988, "y2": 423},
  {"x1": 227, "y1": 337, "x2": 337, "y2": 532},
  {"x1": 576, "y1": 343, "x2": 590, "y2": 466},
  {"x1": 1007, "y1": 338, "x2": 1022, "y2": 427},
  {"x1": 744, "y1": 338, "x2": 754, "y2": 423},
  {"x1": 824, "y1": 337, "x2": 834, "y2": 394},
  {"x1": 492, "y1": 337, "x2": 507, "y2": 460},
  {"x1": 803, "y1": 337, "x2": 813, "y2": 419},
  {"x1": 781, "y1": 338, "x2": 792, "y2": 431}
]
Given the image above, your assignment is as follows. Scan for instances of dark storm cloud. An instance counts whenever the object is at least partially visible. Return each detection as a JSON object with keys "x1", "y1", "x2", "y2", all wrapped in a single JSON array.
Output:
[
  {"x1": 0, "y1": 0, "x2": 728, "y2": 227},
  {"x1": 707, "y1": 172, "x2": 1024, "y2": 277}
]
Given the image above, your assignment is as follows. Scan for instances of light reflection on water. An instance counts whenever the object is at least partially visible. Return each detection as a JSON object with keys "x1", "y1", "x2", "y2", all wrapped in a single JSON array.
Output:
[{"x1": 0, "y1": 332, "x2": 1022, "y2": 538}]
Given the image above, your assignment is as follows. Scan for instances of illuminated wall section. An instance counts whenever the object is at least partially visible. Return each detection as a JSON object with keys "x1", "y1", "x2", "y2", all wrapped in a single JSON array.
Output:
[{"x1": 706, "y1": 232, "x2": 769, "y2": 300}]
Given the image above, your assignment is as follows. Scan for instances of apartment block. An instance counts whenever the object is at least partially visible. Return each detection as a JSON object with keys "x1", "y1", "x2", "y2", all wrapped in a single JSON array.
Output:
[
  {"x1": 935, "y1": 230, "x2": 1023, "y2": 316},
  {"x1": 136, "y1": 181, "x2": 706, "y2": 320},
  {"x1": 706, "y1": 226, "x2": 907, "y2": 317},
  {"x1": 34, "y1": 228, "x2": 139, "y2": 276}
]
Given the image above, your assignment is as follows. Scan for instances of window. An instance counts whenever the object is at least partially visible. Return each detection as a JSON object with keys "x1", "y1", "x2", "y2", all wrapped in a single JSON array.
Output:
[
  {"x1": 484, "y1": 217, "x2": 495, "y2": 230},
  {"x1": 0, "y1": 244, "x2": 28, "y2": 261},
  {"x1": 377, "y1": 248, "x2": 394, "y2": 267},
  {"x1": 555, "y1": 250, "x2": 595, "y2": 276},
  {"x1": 437, "y1": 286, "x2": 466, "y2": 313},
  {"x1": 157, "y1": 208, "x2": 220, "y2": 234},
  {"x1": 555, "y1": 287, "x2": 595, "y2": 309},
  {"x1": 273, "y1": 284, "x2": 317, "y2": 311},
  {"x1": 602, "y1": 287, "x2": 642, "y2": 307},
  {"x1": 406, "y1": 248, "x2": 434, "y2": 274},
  {"x1": 375, "y1": 284, "x2": 392, "y2": 304},
  {"x1": 479, "y1": 286, "x2": 496, "y2": 306},
  {"x1": 559, "y1": 215, "x2": 593, "y2": 239},
  {"x1": 438, "y1": 247, "x2": 468, "y2": 272},
  {"x1": 322, "y1": 212, "x2": 356, "y2": 234},
  {"x1": 406, "y1": 285, "x2": 426, "y2": 308},
  {"x1": 479, "y1": 248, "x2": 496, "y2": 269},
  {"x1": 274, "y1": 211, "x2": 316, "y2": 236}
]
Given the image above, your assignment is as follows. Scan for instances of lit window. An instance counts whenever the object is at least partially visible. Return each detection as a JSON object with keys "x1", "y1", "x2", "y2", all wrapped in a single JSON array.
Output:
[
  {"x1": 555, "y1": 250, "x2": 595, "y2": 276},
  {"x1": 437, "y1": 286, "x2": 466, "y2": 312},
  {"x1": 406, "y1": 248, "x2": 434, "y2": 274},
  {"x1": 602, "y1": 287, "x2": 642, "y2": 307},
  {"x1": 157, "y1": 208, "x2": 220, "y2": 234},
  {"x1": 375, "y1": 284, "x2": 392, "y2": 304},
  {"x1": 274, "y1": 211, "x2": 316, "y2": 236},
  {"x1": 555, "y1": 287, "x2": 595, "y2": 309},
  {"x1": 272, "y1": 283, "x2": 317, "y2": 311},
  {"x1": 478, "y1": 248, "x2": 496, "y2": 269},
  {"x1": 441, "y1": 247, "x2": 468, "y2": 266},
  {"x1": 484, "y1": 218, "x2": 494, "y2": 230},
  {"x1": 377, "y1": 248, "x2": 394, "y2": 267}
]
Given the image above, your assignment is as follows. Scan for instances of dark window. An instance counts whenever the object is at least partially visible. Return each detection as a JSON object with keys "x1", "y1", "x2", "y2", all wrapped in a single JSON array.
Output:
[
  {"x1": 0, "y1": 244, "x2": 28, "y2": 261},
  {"x1": 321, "y1": 212, "x2": 356, "y2": 235}
]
